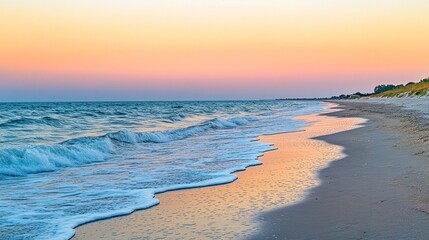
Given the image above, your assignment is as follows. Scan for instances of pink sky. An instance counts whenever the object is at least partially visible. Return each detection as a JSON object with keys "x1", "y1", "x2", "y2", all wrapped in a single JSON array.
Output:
[{"x1": 1, "y1": 0, "x2": 429, "y2": 101}]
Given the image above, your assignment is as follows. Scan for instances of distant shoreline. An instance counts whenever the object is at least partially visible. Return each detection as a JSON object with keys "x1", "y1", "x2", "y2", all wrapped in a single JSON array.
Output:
[{"x1": 276, "y1": 97, "x2": 333, "y2": 101}]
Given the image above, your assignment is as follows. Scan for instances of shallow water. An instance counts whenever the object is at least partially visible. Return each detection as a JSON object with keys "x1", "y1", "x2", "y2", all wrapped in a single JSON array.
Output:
[{"x1": 0, "y1": 100, "x2": 323, "y2": 240}]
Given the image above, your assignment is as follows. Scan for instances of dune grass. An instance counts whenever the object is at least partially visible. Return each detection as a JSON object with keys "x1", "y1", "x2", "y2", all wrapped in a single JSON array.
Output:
[{"x1": 374, "y1": 81, "x2": 429, "y2": 97}]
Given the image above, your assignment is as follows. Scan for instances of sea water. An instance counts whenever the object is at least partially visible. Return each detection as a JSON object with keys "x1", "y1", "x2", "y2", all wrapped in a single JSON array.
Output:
[{"x1": 0, "y1": 100, "x2": 323, "y2": 240}]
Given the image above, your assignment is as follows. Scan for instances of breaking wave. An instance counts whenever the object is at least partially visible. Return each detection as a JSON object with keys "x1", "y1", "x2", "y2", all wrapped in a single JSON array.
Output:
[{"x1": 0, "y1": 116, "x2": 258, "y2": 176}]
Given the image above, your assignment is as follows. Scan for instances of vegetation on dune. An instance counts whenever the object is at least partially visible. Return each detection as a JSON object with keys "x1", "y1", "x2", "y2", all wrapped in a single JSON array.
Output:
[
  {"x1": 329, "y1": 77, "x2": 429, "y2": 100},
  {"x1": 374, "y1": 84, "x2": 403, "y2": 94},
  {"x1": 373, "y1": 77, "x2": 429, "y2": 97}
]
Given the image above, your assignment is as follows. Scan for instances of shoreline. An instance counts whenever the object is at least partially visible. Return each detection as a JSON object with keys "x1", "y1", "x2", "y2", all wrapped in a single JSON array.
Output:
[
  {"x1": 73, "y1": 103, "x2": 365, "y2": 239},
  {"x1": 252, "y1": 101, "x2": 429, "y2": 239}
]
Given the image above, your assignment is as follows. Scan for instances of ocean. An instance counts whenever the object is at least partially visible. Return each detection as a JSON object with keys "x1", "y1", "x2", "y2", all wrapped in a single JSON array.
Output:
[{"x1": 0, "y1": 100, "x2": 323, "y2": 240}]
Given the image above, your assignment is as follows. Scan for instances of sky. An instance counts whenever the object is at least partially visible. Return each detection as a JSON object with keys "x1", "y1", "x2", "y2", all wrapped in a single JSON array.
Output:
[{"x1": 1, "y1": 0, "x2": 429, "y2": 101}]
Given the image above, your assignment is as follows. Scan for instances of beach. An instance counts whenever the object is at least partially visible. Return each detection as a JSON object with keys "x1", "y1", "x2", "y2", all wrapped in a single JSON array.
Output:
[
  {"x1": 4, "y1": 1, "x2": 429, "y2": 239},
  {"x1": 72, "y1": 100, "x2": 429, "y2": 239},
  {"x1": 73, "y1": 103, "x2": 365, "y2": 239},
  {"x1": 253, "y1": 100, "x2": 429, "y2": 239}
]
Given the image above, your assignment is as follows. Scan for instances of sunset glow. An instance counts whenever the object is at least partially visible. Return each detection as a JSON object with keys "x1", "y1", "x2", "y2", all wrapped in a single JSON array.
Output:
[{"x1": 1, "y1": 0, "x2": 429, "y2": 100}]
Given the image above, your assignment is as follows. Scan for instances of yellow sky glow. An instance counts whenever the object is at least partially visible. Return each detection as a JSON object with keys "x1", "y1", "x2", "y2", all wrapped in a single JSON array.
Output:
[{"x1": 1, "y1": 0, "x2": 429, "y2": 91}]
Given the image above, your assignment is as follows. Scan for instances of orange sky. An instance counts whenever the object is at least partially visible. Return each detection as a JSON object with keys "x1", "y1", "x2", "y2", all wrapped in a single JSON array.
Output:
[{"x1": 1, "y1": 0, "x2": 429, "y2": 100}]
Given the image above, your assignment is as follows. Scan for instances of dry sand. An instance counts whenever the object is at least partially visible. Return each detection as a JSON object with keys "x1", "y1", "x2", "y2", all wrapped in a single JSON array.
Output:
[
  {"x1": 73, "y1": 103, "x2": 364, "y2": 239},
  {"x1": 252, "y1": 101, "x2": 429, "y2": 239}
]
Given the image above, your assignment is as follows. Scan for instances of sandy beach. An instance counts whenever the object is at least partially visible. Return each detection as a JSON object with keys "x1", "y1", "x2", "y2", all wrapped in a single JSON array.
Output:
[
  {"x1": 73, "y1": 103, "x2": 364, "y2": 239},
  {"x1": 253, "y1": 100, "x2": 429, "y2": 239},
  {"x1": 4, "y1": 1, "x2": 429, "y2": 239},
  {"x1": 72, "y1": 100, "x2": 429, "y2": 239}
]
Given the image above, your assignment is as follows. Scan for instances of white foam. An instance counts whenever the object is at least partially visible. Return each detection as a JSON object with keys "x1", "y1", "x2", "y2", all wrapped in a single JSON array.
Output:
[
  {"x1": 0, "y1": 137, "x2": 115, "y2": 176},
  {"x1": 0, "y1": 101, "x2": 325, "y2": 240}
]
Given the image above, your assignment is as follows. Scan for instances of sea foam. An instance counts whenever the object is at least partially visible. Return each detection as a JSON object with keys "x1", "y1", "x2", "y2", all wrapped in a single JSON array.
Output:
[
  {"x1": 0, "y1": 116, "x2": 258, "y2": 176},
  {"x1": 0, "y1": 100, "x2": 324, "y2": 240}
]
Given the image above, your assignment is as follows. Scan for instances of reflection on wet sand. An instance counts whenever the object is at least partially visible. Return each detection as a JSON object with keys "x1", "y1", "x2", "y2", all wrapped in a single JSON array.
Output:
[{"x1": 74, "y1": 103, "x2": 365, "y2": 240}]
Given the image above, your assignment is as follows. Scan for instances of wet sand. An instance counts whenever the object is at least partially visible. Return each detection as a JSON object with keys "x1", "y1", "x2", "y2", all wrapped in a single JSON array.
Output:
[
  {"x1": 252, "y1": 101, "x2": 429, "y2": 239},
  {"x1": 73, "y1": 103, "x2": 364, "y2": 239}
]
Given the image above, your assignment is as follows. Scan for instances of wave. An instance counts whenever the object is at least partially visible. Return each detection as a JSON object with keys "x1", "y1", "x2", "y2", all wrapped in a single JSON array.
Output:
[
  {"x1": 108, "y1": 116, "x2": 258, "y2": 143},
  {"x1": 0, "y1": 137, "x2": 115, "y2": 176},
  {"x1": 167, "y1": 112, "x2": 186, "y2": 122},
  {"x1": 209, "y1": 116, "x2": 257, "y2": 128},
  {"x1": 0, "y1": 116, "x2": 258, "y2": 176},
  {"x1": 0, "y1": 116, "x2": 63, "y2": 128}
]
